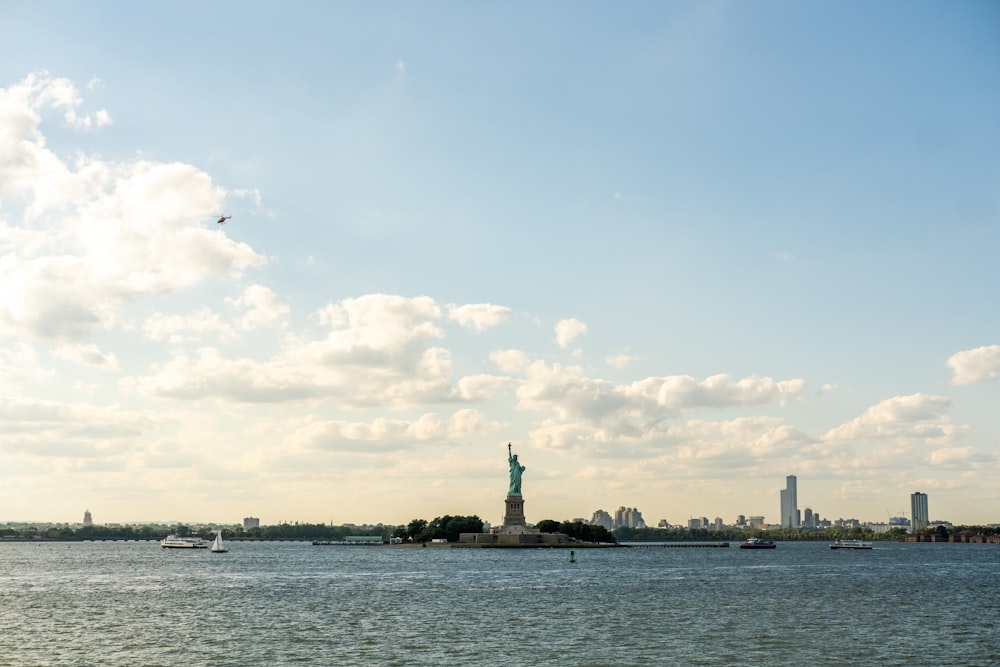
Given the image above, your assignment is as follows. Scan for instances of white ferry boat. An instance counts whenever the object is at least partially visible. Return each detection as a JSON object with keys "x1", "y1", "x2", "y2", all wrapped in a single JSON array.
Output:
[
  {"x1": 830, "y1": 539, "x2": 873, "y2": 550},
  {"x1": 739, "y1": 537, "x2": 776, "y2": 549},
  {"x1": 160, "y1": 534, "x2": 208, "y2": 549}
]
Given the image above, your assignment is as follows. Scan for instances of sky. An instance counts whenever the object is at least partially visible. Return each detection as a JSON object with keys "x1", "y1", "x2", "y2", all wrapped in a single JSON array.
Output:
[{"x1": 1, "y1": 1, "x2": 998, "y2": 527}]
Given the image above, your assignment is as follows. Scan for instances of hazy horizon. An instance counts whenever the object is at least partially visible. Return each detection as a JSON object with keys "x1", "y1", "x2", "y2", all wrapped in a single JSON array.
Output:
[{"x1": 1, "y1": 2, "x2": 998, "y2": 526}]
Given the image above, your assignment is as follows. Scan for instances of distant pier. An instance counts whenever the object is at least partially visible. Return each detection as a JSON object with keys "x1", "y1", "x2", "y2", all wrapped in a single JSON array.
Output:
[{"x1": 623, "y1": 542, "x2": 730, "y2": 548}]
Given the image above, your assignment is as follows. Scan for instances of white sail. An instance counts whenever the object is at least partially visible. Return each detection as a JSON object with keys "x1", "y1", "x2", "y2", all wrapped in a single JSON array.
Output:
[{"x1": 211, "y1": 531, "x2": 228, "y2": 553}]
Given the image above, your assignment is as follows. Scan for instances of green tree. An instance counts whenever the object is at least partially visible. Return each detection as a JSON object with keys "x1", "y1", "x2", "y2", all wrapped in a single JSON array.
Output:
[
  {"x1": 405, "y1": 518, "x2": 428, "y2": 542},
  {"x1": 535, "y1": 519, "x2": 560, "y2": 534},
  {"x1": 535, "y1": 519, "x2": 617, "y2": 544}
]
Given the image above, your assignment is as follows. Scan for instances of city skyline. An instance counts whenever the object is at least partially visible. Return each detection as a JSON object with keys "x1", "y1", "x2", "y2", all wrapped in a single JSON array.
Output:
[
  {"x1": 0, "y1": 482, "x2": 963, "y2": 531},
  {"x1": 1, "y1": 3, "x2": 998, "y2": 526}
]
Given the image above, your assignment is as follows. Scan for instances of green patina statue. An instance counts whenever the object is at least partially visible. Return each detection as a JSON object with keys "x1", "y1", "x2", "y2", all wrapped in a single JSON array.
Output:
[{"x1": 507, "y1": 442, "x2": 525, "y2": 497}]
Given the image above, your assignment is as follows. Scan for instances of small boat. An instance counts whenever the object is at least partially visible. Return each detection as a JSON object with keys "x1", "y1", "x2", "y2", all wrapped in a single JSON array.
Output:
[
  {"x1": 739, "y1": 537, "x2": 776, "y2": 549},
  {"x1": 160, "y1": 534, "x2": 208, "y2": 549},
  {"x1": 211, "y1": 531, "x2": 228, "y2": 553},
  {"x1": 830, "y1": 539, "x2": 872, "y2": 550}
]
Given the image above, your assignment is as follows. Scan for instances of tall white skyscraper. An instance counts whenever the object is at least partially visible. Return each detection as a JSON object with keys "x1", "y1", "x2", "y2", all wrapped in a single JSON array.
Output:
[
  {"x1": 780, "y1": 475, "x2": 800, "y2": 528},
  {"x1": 910, "y1": 491, "x2": 929, "y2": 532}
]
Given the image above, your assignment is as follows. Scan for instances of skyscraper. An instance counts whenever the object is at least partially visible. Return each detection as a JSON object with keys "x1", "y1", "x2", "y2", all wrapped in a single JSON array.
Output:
[
  {"x1": 613, "y1": 506, "x2": 646, "y2": 529},
  {"x1": 910, "y1": 492, "x2": 929, "y2": 532},
  {"x1": 780, "y1": 475, "x2": 800, "y2": 528}
]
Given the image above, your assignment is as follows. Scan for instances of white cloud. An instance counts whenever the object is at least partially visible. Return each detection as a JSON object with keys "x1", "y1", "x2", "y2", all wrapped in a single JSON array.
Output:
[
  {"x1": 448, "y1": 408, "x2": 504, "y2": 438},
  {"x1": 555, "y1": 318, "x2": 587, "y2": 348},
  {"x1": 457, "y1": 374, "x2": 511, "y2": 401},
  {"x1": 490, "y1": 349, "x2": 532, "y2": 374},
  {"x1": 142, "y1": 307, "x2": 237, "y2": 344},
  {"x1": 511, "y1": 358, "x2": 807, "y2": 431},
  {"x1": 124, "y1": 294, "x2": 455, "y2": 407},
  {"x1": 673, "y1": 417, "x2": 810, "y2": 461},
  {"x1": 52, "y1": 343, "x2": 120, "y2": 371},
  {"x1": 314, "y1": 294, "x2": 442, "y2": 352},
  {"x1": 926, "y1": 446, "x2": 991, "y2": 467},
  {"x1": 605, "y1": 353, "x2": 634, "y2": 370},
  {"x1": 529, "y1": 414, "x2": 813, "y2": 467},
  {"x1": 0, "y1": 396, "x2": 153, "y2": 455},
  {"x1": 0, "y1": 72, "x2": 109, "y2": 140},
  {"x1": 0, "y1": 342, "x2": 51, "y2": 387},
  {"x1": 229, "y1": 187, "x2": 272, "y2": 217},
  {"x1": 823, "y1": 394, "x2": 956, "y2": 443},
  {"x1": 0, "y1": 74, "x2": 267, "y2": 344},
  {"x1": 284, "y1": 409, "x2": 501, "y2": 452},
  {"x1": 227, "y1": 284, "x2": 290, "y2": 330},
  {"x1": 947, "y1": 344, "x2": 1000, "y2": 385},
  {"x1": 447, "y1": 302, "x2": 511, "y2": 331}
]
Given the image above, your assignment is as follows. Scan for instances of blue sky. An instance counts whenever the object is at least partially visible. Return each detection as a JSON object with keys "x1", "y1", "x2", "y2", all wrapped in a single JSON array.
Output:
[{"x1": 1, "y1": 1, "x2": 998, "y2": 526}]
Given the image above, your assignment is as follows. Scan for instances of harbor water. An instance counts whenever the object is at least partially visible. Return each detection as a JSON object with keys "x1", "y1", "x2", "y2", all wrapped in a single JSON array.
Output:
[{"x1": 1, "y1": 540, "x2": 997, "y2": 666}]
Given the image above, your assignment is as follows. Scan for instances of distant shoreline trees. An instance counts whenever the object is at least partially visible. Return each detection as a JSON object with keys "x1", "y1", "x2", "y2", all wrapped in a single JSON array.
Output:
[
  {"x1": 391, "y1": 515, "x2": 484, "y2": 543},
  {"x1": 611, "y1": 525, "x2": 943, "y2": 542},
  {"x1": 0, "y1": 523, "x2": 394, "y2": 542},
  {"x1": 536, "y1": 519, "x2": 617, "y2": 544}
]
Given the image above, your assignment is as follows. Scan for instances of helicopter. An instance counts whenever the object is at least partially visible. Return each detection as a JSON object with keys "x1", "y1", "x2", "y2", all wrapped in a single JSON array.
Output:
[{"x1": 215, "y1": 215, "x2": 232, "y2": 225}]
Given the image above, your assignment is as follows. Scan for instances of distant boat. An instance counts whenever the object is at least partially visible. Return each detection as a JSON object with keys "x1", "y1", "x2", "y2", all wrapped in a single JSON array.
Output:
[
  {"x1": 739, "y1": 537, "x2": 776, "y2": 549},
  {"x1": 211, "y1": 531, "x2": 228, "y2": 553},
  {"x1": 830, "y1": 539, "x2": 872, "y2": 550},
  {"x1": 160, "y1": 534, "x2": 207, "y2": 549}
]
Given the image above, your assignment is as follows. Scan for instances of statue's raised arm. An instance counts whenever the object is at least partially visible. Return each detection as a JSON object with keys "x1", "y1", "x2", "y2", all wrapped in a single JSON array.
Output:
[{"x1": 507, "y1": 442, "x2": 525, "y2": 497}]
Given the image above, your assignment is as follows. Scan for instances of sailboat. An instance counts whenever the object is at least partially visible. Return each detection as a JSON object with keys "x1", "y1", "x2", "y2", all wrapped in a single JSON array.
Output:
[{"x1": 211, "y1": 530, "x2": 228, "y2": 553}]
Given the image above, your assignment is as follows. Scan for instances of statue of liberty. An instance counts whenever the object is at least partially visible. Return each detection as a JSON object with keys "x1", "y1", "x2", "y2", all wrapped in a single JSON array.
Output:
[{"x1": 507, "y1": 442, "x2": 525, "y2": 496}]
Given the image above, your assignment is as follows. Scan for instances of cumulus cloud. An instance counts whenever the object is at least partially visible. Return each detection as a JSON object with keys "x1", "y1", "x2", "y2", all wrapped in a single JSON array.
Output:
[
  {"x1": 926, "y1": 446, "x2": 991, "y2": 467},
  {"x1": 0, "y1": 396, "x2": 153, "y2": 455},
  {"x1": 143, "y1": 307, "x2": 237, "y2": 344},
  {"x1": 555, "y1": 318, "x2": 587, "y2": 348},
  {"x1": 947, "y1": 345, "x2": 1000, "y2": 385},
  {"x1": 124, "y1": 294, "x2": 456, "y2": 407},
  {"x1": 823, "y1": 394, "x2": 956, "y2": 443},
  {"x1": 284, "y1": 409, "x2": 502, "y2": 452},
  {"x1": 0, "y1": 71, "x2": 110, "y2": 137},
  {"x1": 490, "y1": 349, "x2": 532, "y2": 374},
  {"x1": 0, "y1": 342, "x2": 51, "y2": 387},
  {"x1": 529, "y1": 414, "x2": 814, "y2": 467},
  {"x1": 514, "y1": 361, "x2": 807, "y2": 424},
  {"x1": 52, "y1": 343, "x2": 120, "y2": 370},
  {"x1": 314, "y1": 294, "x2": 442, "y2": 352},
  {"x1": 457, "y1": 374, "x2": 511, "y2": 401},
  {"x1": 605, "y1": 353, "x2": 635, "y2": 370},
  {"x1": 0, "y1": 73, "x2": 266, "y2": 344},
  {"x1": 447, "y1": 302, "x2": 511, "y2": 331},
  {"x1": 227, "y1": 284, "x2": 290, "y2": 330},
  {"x1": 672, "y1": 417, "x2": 812, "y2": 462}
]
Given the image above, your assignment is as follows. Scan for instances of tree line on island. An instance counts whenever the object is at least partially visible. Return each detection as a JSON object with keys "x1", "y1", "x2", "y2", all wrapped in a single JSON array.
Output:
[{"x1": 390, "y1": 517, "x2": 617, "y2": 544}]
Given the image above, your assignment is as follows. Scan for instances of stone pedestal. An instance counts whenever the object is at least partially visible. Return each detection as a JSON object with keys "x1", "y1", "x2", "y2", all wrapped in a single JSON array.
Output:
[
  {"x1": 503, "y1": 495, "x2": 526, "y2": 527},
  {"x1": 459, "y1": 492, "x2": 570, "y2": 545}
]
